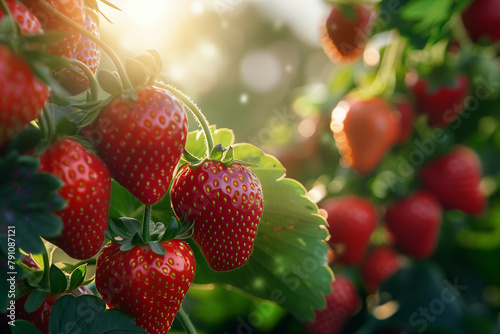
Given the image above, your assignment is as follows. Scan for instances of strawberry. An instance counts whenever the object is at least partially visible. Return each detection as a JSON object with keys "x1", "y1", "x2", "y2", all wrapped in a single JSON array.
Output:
[
  {"x1": 170, "y1": 160, "x2": 264, "y2": 271},
  {"x1": 361, "y1": 246, "x2": 402, "y2": 293},
  {"x1": 320, "y1": 196, "x2": 377, "y2": 265},
  {"x1": 406, "y1": 72, "x2": 469, "y2": 128},
  {"x1": 320, "y1": 3, "x2": 376, "y2": 63},
  {"x1": 0, "y1": 0, "x2": 43, "y2": 35},
  {"x1": 95, "y1": 239, "x2": 195, "y2": 334},
  {"x1": 55, "y1": 10, "x2": 100, "y2": 95},
  {"x1": 307, "y1": 275, "x2": 360, "y2": 334},
  {"x1": 385, "y1": 190, "x2": 442, "y2": 259},
  {"x1": 0, "y1": 45, "x2": 50, "y2": 146},
  {"x1": 330, "y1": 95, "x2": 399, "y2": 174},
  {"x1": 84, "y1": 85, "x2": 188, "y2": 205},
  {"x1": 394, "y1": 98, "x2": 415, "y2": 144},
  {"x1": 38, "y1": 137, "x2": 111, "y2": 259},
  {"x1": 461, "y1": 0, "x2": 500, "y2": 44},
  {"x1": 21, "y1": 0, "x2": 84, "y2": 57},
  {"x1": 420, "y1": 146, "x2": 486, "y2": 215}
]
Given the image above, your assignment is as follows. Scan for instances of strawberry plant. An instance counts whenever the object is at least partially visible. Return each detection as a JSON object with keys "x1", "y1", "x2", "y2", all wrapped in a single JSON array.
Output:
[{"x1": 2, "y1": 0, "x2": 500, "y2": 333}]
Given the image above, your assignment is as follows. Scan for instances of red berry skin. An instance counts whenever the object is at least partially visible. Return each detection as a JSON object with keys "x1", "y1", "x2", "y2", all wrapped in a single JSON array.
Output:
[
  {"x1": 95, "y1": 240, "x2": 195, "y2": 334},
  {"x1": 406, "y1": 73, "x2": 469, "y2": 128},
  {"x1": 0, "y1": 45, "x2": 50, "y2": 146},
  {"x1": 361, "y1": 246, "x2": 402, "y2": 293},
  {"x1": 55, "y1": 11, "x2": 100, "y2": 95},
  {"x1": 462, "y1": 0, "x2": 500, "y2": 44},
  {"x1": 320, "y1": 196, "x2": 377, "y2": 265},
  {"x1": 308, "y1": 276, "x2": 360, "y2": 334},
  {"x1": 38, "y1": 138, "x2": 112, "y2": 260},
  {"x1": 84, "y1": 86, "x2": 188, "y2": 205},
  {"x1": 320, "y1": 3, "x2": 376, "y2": 63},
  {"x1": 385, "y1": 190, "x2": 442, "y2": 259},
  {"x1": 394, "y1": 99, "x2": 415, "y2": 144},
  {"x1": 170, "y1": 161, "x2": 264, "y2": 271},
  {"x1": 0, "y1": 0, "x2": 43, "y2": 34},
  {"x1": 420, "y1": 146, "x2": 486, "y2": 215},
  {"x1": 21, "y1": 0, "x2": 84, "y2": 57}
]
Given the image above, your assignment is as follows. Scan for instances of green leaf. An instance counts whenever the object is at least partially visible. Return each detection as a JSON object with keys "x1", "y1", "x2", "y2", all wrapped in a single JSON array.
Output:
[
  {"x1": 109, "y1": 180, "x2": 143, "y2": 221},
  {"x1": 119, "y1": 217, "x2": 142, "y2": 235},
  {"x1": 11, "y1": 320, "x2": 42, "y2": 334},
  {"x1": 158, "y1": 128, "x2": 332, "y2": 320},
  {"x1": 49, "y1": 295, "x2": 147, "y2": 333},
  {"x1": 97, "y1": 69, "x2": 123, "y2": 96},
  {"x1": 148, "y1": 241, "x2": 166, "y2": 256},
  {"x1": 49, "y1": 264, "x2": 68, "y2": 294},
  {"x1": 24, "y1": 290, "x2": 47, "y2": 313},
  {"x1": 209, "y1": 143, "x2": 226, "y2": 160},
  {"x1": 68, "y1": 265, "x2": 87, "y2": 291}
]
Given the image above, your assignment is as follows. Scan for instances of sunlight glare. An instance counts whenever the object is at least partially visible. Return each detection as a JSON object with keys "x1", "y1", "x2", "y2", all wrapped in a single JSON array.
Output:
[{"x1": 126, "y1": 0, "x2": 171, "y2": 25}]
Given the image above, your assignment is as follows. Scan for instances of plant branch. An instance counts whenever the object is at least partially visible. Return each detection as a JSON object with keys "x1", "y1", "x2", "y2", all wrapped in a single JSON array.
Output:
[
  {"x1": 177, "y1": 307, "x2": 197, "y2": 334},
  {"x1": 36, "y1": 0, "x2": 132, "y2": 90},
  {"x1": 154, "y1": 81, "x2": 215, "y2": 157},
  {"x1": 65, "y1": 58, "x2": 100, "y2": 101}
]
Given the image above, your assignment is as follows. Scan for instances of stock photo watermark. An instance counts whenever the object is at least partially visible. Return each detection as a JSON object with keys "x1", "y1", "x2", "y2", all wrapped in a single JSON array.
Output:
[{"x1": 5, "y1": 226, "x2": 17, "y2": 327}]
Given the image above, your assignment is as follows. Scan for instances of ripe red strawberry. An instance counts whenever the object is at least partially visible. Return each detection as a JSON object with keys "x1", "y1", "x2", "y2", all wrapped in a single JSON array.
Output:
[
  {"x1": 462, "y1": 0, "x2": 500, "y2": 44},
  {"x1": 320, "y1": 3, "x2": 376, "y2": 63},
  {"x1": 0, "y1": 45, "x2": 50, "y2": 146},
  {"x1": 331, "y1": 96, "x2": 399, "y2": 174},
  {"x1": 55, "y1": 10, "x2": 100, "y2": 95},
  {"x1": 95, "y1": 240, "x2": 195, "y2": 334},
  {"x1": 385, "y1": 190, "x2": 442, "y2": 259},
  {"x1": 394, "y1": 98, "x2": 415, "y2": 144},
  {"x1": 307, "y1": 275, "x2": 360, "y2": 334},
  {"x1": 320, "y1": 196, "x2": 377, "y2": 265},
  {"x1": 84, "y1": 85, "x2": 188, "y2": 205},
  {"x1": 361, "y1": 246, "x2": 402, "y2": 293},
  {"x1": 420, "y1": 146, "x2": 486, "y2": 215},
  {"x1": 21, "y1": 0, "x2": 84, "y2": 57},
  {"x1": 170, "y1": 160, "x2": 264, "y2": 271},
  {"x1": 406, "y1": 72, "x2": 469, "y2": 128},
  {"x1": 0, "y1": 0, "x2": 43, "y2": 34},
  {"x1": 38, "y1": 137, "x2": 111, "y2": 259}
]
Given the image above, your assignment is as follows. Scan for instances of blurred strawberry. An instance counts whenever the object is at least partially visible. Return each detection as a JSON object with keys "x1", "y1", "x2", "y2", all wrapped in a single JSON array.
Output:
[
  {"x1": 55, "y1": 10, "x2": 100, "y2": 95},
  {"x1": 406, "y1": 72, "x2": 469, "y2": 128},
  {"x1": 385, "y1": 190, "x2": 442, "y2": 259},
  {"x1": 0, "y1": 0, "x2": 43, "y2": 34},
  {"x1": 361, "y1": 246, "x2": 402, "y2": 293},
  {"x1": 420, "y1": 146, "x2": 486, "y2": 215},
  {"x1": 307, "y1": 276, "x2": 360, "y2": 334},
  {"x1": 331, "y1": 95, "x2": 399, "y2": 174},
  {"x1": 320, "y1": 3, "x2": 376, "y2": 63},
  {"x1": 320, "y1": 196, "x2": 377, "y2": 265},
  {"x1": 462, "y1": 0, "x2": 500, "y2": 44},
  {"x1": 21, "y1": 0, "x2": 84, "y2": 57}
]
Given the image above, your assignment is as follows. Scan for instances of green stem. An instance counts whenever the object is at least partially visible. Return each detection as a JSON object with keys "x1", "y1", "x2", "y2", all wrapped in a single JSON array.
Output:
[
  {"x1": 65, "y1": 58, "x2": 99, "y2": 101},
  {"x1": 369, "y1": 29, "x2": 402, "y2": 97},
  {"x1": 43, "y1": 106, "x2": 54, "y2": 142},
  {"x1": 177, "y1": 307, "x2": 197, "y2": 334},
  {"x1": 37, "y1": 0, "x2": 133, "y2": 90},
  {"x1": 154, "y1": 81, "x2": 215, "y2": 157},
  {"x1": 143, "y1": 205, "x2": 152, "y2": 243},
  {"x1": 40, "y1": 246, "x2": 51, "y2": 288}
]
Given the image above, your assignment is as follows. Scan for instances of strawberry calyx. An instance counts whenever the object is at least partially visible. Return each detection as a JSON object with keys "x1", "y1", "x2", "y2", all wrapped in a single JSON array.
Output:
[
  {"x1": 183, "y1": 143, "x2": 258, "y2": 170},
  {"x1": 104, "y1": 213, "x2": 194, "y2": 256}
]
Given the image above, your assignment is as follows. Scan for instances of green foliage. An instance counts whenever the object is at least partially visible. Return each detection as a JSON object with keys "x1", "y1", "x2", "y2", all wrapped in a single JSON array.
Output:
[{"x1": 48, "y1": 295, "x2": 147, "y2": 333}]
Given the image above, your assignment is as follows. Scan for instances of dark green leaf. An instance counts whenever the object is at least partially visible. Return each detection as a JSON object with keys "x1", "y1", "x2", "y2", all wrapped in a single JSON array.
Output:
[
  {"x1": 148, "y1": 241, "x2": 166, "y2": 256},
  {"x1": 49, "y1": 264, "x2": 68, "y2": 294},
  {"x1": 159, "y1": 218, "x2": 181, "y2": 241},
  {"x1": 55, "y1": 117, "x2": 78, "y2": 137},
  {"x1": 24, "y1": 290, "x2": 47, "y2": 313},
  {"x1": 109, "y1": 219, "x2": 132, "y2": 239},
  {"x1": 68, "y1": 265, "x2": 87, "y2": 291},
  {"x1": 49, "y1": 295, "x2": 147, "y2": 334},
  {"x1": 119, "y1": 217, "x2": 142, "y2": 235},
  {"x1": 131, "y1": 233, "x2": 145, "y2": 245},
  {"x1": 11, "y1": 320, "x2": 42, "y2": 334},
  {"x1": 209, "y1": 143, "x2": 226, "y2": 160},
  {"x1": 119, "y1": 243, "x2": 135, "y2": 252}
]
